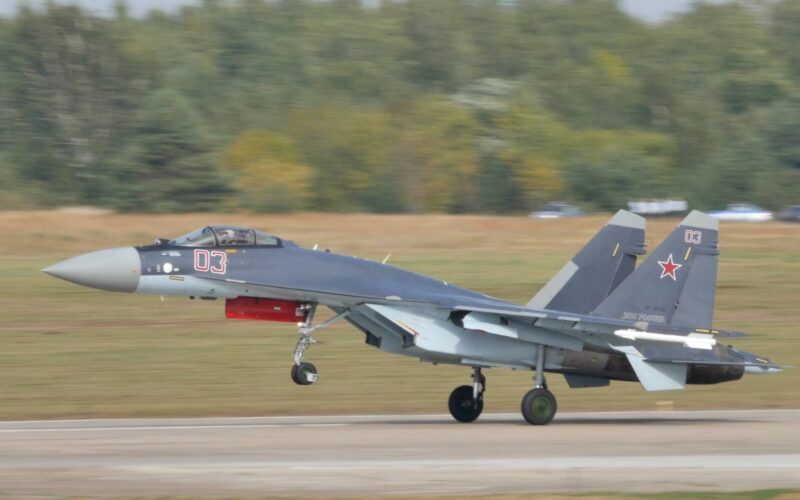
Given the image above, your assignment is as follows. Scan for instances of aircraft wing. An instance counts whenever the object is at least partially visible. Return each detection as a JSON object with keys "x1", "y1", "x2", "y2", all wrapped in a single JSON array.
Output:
[
  {"x1": 638, "y1": 344, "x2": 782, "y2": 369},
  {"x1": 446, "y1": 300, "x2": 763, "y2": 392},
  {"x1": 448, "y1": 301, "x2": 748, "y2": 340}
]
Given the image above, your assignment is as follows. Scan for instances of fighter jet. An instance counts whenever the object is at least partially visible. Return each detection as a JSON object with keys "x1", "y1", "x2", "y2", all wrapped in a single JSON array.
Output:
[{"x1": 44, "y1": 210, "x2": 781, "y2": 425}]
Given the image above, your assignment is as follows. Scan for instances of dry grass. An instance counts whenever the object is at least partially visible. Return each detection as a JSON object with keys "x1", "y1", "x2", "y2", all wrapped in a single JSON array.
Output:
[{"x1": 1, "y1": 211, "x2": 798, "y2": 420}]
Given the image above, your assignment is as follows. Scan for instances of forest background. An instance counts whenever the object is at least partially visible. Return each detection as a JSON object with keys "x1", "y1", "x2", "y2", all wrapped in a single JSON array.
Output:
[{"x1": 1, "y1": 0, "x2": 799, "y2": 214}]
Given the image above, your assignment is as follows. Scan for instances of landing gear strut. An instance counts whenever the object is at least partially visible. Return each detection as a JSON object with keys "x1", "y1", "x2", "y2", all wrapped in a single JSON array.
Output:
[
  {"x1": 521, "y1": 345, "x2": 557, "y2": 425},
  {"x1": 448, "y1": 367, "x2": 485, "y2": 423},
  {"x1": 289, "y1": 305, "x2": 348, "y2": 386}
]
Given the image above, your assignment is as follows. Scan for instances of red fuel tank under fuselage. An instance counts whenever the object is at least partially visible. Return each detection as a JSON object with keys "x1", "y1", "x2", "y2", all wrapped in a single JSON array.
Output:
[{"x1": 225, "y1": 297, "x2": 309, "y2": 323}]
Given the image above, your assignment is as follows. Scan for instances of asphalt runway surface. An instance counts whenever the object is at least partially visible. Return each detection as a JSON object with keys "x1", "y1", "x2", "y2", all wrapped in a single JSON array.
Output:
[{"x1": 1, "y1": 409, "x2": 799, "y2": 498}]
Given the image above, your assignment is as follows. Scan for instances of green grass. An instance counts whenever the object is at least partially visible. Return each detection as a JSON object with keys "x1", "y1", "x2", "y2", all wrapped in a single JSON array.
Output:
[{"x1": 0, "y1": 212, "x2": 798, "y2": 420}]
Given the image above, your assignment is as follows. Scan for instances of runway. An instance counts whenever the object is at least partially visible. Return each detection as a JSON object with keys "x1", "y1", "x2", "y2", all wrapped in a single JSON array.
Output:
[{"x1": 1, "y1": 409, "x2": 799, "y2": 497}]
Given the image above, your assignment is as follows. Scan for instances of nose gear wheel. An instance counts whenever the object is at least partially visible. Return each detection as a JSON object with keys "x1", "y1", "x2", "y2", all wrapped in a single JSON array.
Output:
[
  {"x1": 448, "y1": 367, "x2": 485, "y2": 423},
  {"x1": 448, "y1": 385, "x2": 483, "y2": 422},
  {"x1": 291, "y1": 362, "x2": 318, "y2": 386},
  {"x1": 288, "y1": 306, "x2": 349, "y2": 386}
]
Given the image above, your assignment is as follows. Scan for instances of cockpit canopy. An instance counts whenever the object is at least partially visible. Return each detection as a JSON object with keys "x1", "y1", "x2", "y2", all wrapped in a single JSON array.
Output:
[{"x1": 170, "y1": 225, "x2": 280, "y2": 247}]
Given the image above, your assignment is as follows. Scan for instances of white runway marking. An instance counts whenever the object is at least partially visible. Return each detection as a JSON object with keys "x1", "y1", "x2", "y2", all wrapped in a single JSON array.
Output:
[
  {"x1": 0, "y1": 423, "x2": 347, "y2": 433},
  {"x1": 93, "y1": 454, "x2": 800, "y2": 470}
]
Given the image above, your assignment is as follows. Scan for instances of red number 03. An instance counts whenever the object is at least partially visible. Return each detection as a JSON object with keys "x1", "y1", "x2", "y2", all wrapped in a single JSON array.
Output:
[{"x1": 193, "y1": 249, "x2": 227, "y2": 274}]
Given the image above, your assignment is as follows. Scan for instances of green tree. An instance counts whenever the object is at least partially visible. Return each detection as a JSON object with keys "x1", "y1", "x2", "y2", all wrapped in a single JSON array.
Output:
[
  {"x1": 770, "y1": 0, "x2": 800, "y2": 80},
  {"x1": 0, "y1": 5, "x2": 145, "y2": 204},
  {"x1": 388, "y1": 96, "x2": 481, "y2": 212},
  {"x1": 763, "y1": 95, "x2": 800, "y2": 171},
  {"x1": 563, "y1": 129, "x2": 674, "y2": 211},
  {"x1": 566, "y1": 152, "x2": 664, "y2": 212},
  {"x1": 108, "y1": 90, "x2": 229, "y2": 212},
  {"x1": 491, "y1": 91, "x2": 568, "y2": 210},
  {"x1": 400, "y1": 0, "x2": 473, "y2": 89},
  {"x1": 289, "y1": 103, "x2": 393, "y2": 212},
  {"x1": 692, "y1": 128, "x2": 772, "y2": 211},
  {"x1": 0, "y1": 0, "x2": 797, "y2": 213},
  {"x1": 220, "y1": 130, "x2": 311, "y2": 212}
]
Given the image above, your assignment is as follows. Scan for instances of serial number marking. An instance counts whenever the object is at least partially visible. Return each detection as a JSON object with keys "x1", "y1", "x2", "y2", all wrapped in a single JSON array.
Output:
[
  {"x1": 684, "y1": 229, "x2": 702, "y2": 244},
  {"x1": 193, "y1": 249, "x2": 227, "y2": 275},
  {"x1": 622, "y1": 312, "x2": 666, "y2": 323}
]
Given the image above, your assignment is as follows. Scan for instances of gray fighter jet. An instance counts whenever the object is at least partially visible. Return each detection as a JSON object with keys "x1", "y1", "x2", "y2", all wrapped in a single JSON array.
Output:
[{"x1": 44, "y1": 210, "x2": 781, "y2": 425}]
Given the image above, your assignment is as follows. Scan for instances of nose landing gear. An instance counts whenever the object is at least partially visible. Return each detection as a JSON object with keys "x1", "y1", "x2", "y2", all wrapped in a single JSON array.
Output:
[
  {"x1": 448, "y1": 367, "x2": 485, "y2": 423},
  {"x1": 289, "y1": 305, "x2": 349, "y2": 386}
]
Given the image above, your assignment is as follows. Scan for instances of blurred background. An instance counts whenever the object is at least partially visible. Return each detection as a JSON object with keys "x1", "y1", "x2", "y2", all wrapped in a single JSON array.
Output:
[{"x1": 1, "y1": 0, "x2": 800, "y2": 214}]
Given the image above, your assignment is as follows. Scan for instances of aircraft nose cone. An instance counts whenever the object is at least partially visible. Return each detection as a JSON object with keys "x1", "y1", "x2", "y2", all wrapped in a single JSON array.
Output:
[{"x1": 43, "y1": 247, "x2": 141, "y2": 292}]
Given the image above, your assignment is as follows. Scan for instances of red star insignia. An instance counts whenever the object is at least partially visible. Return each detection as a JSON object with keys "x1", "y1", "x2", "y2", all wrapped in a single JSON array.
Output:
[{"x1": 657, "y1": 253, "x2": 682, "y2": 281}]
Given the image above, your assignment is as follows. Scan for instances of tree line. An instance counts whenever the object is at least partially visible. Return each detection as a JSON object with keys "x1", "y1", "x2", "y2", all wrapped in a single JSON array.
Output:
[{"x1": 1, "y1": 0, "x2": 799, "y2": 213}]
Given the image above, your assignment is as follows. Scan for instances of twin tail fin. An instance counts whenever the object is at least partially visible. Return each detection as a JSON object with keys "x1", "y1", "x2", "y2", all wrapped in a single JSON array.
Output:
[
  {"x1": 591, "y1": 210, "x2": 719, "y2": 329},
  {"x1": 527, "y1": 210, "x2": 646, "y2": 315}
]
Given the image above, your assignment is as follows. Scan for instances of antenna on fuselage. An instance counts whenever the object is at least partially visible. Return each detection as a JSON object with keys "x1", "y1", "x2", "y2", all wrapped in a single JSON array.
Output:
[{"x1": 382, "y1": 254, "x2": 391, "y2": 264}]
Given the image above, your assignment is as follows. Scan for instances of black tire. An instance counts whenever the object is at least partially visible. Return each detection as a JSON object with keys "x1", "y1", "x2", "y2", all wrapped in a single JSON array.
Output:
[
  {"x1": 290, "y1": 364, "x2": 301, "y2": 385},
  {"x1": 521, "y1": 388, "x2": 557, "y2": 425},
  {"x1": 291, "y1": 362, "x2": 317, "y2": 385},
  {"x1": 448, "y1": 385, "x2": 484, "y2": 423}
]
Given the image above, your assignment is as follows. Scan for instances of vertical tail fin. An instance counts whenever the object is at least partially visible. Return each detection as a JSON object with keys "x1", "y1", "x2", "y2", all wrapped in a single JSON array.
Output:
[
  {"x1": 527, "y1": 210, "x2": 646, "y2": 315},
  {"x1": 591, "y1": 210, "x2": 719, "y2": 328}
]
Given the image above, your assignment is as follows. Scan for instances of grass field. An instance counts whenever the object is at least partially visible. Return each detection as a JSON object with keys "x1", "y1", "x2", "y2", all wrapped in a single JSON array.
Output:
[{"x1": 0, "y1": 210, "x2": 798, "y2": 420}]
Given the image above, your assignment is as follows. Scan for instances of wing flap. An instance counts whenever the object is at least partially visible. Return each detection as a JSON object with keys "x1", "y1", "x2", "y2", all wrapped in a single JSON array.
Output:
[
  {"x1": 461, "y1": 312, "x2": 583, "y2": 351},
  {"x1": 452, "y1": 303, "x2": 747, "y2": 344}
]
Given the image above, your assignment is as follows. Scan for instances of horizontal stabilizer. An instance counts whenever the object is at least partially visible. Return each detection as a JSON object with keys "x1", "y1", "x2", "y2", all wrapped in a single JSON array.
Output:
[
  {"x1": 644, "y1": 357, "x2": 784, "y2": 370},
  {"x1": 712, "y1": 330, "x2": 750, "y2": 338},
  {"x1": 745, "y1": 366, "x2": 784, "y2": 375},
  {"x1": 643, "y1": 345, "x2": 783, "y2": 370}
]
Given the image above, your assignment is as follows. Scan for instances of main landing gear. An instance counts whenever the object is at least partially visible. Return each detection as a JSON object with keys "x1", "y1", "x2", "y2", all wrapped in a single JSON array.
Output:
[
  {"x1": 290, "y1": 305, "x2": 348, "y2": 386},
  {"x1": 520, "y1": 345, "x2": 557, "y2": 425},
  {"x1": 446, "y1": 346, "x2": 558, "y2": 425},
  {"x1": 448, "y1": 366, "x2": 485, "y2": 423}
]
